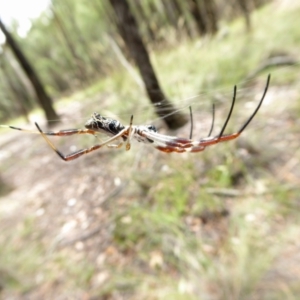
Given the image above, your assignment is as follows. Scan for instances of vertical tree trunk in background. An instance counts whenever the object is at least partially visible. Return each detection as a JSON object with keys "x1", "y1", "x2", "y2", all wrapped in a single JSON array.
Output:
[
  {"x1": 252, "y1": 0, "x2": 267, "y2": 8},
  {"x1": 175, "y1": 0, "x2": 194, "y2": 38},
  {"x1": 51, "y1": 7, "x2": 87, "y2": 83},
  {"x1": 132, "y1": 0, "x2": 156, "y2": 42},
  {"x1": 237, "y1": 0, "x2": 251, "y2": 31},
  {"x1": 168, "y1": 0, "x2": 193, "y2": 38},
  {"x1": 1, "y1": 58, "x2": 30, "y2": 122},
  {"x1": 169, "y1": 0, "x2": 182, "y2": 21},
  {"x1": 162, "y1": 1, "x2": 179, "y2": 30},
  {"x1": 203, "y1": 0, "x2": 218, "y2": 34},
  {"x1": 188, "y1": 0, "x2": 208, "y2": 35},
  {"x1": 0, "y1": 18, "x2": 59, "y2": 125},
  {"x1": 62, "y1": 0, "x2": 102, "y2": 77},
  {"x1": 2, "y1": 51, "x2": 35, "y2": 111},
  {"x1": 109, "y1": 0, "x2": 187, "y2": 130}
]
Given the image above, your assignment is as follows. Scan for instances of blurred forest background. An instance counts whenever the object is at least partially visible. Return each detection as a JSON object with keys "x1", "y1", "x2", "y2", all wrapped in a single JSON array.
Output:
[
  {"x1": 1, "y1": 0, "x2": 300, "y2": 299},
  {"x1": 0, "y1": 0, "x2": 269, "y2": 124}
]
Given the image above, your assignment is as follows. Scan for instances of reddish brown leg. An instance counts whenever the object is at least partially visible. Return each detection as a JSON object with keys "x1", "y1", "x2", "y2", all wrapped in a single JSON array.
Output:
[
  {"x1": 1, "y1": 125, "x2": 96, "y2": 136},
  {"x1": 157, "y1": 75, "x2": 270, "y2": 153},
  {"x1": 35, "y1": 122, "x2": 129, "y2": 161},
  {"x1": 194, "y1": 74, "x2": 271, "y2": 149}
]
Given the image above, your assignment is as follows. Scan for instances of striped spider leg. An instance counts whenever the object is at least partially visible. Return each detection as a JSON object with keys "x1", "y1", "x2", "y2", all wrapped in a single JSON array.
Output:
[
  {"x1": 139, "y1": 74, "x2": 270, "y2": 153},
  {"x1": 34, "y1": 114, "x2": 135, "y2": 161},
  {"x1": 1, "y1": 114, "x2": 135, "y2": 161}
]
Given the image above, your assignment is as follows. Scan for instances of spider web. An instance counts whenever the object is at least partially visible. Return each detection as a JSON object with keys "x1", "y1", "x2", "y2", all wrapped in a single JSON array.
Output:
[{"x1": 21, "y1": 55, "x2": 298, "y2": 146}]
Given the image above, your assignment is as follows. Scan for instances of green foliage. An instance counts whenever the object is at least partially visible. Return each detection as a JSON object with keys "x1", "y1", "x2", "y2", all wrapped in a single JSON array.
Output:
[{"x1": 0, "y1": 0, "x2": 274, "y2": 123}]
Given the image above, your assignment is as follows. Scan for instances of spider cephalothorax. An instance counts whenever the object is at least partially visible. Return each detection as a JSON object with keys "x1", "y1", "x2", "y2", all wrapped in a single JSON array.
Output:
[{"x1": 1, "y1": 75, "x2": 270, "y2": 161}]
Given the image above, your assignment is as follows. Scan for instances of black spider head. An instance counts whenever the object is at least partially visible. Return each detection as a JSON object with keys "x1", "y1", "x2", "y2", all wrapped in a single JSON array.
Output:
[{"x1": 85, "y1": 112, "x2": 125, "y2": 136}]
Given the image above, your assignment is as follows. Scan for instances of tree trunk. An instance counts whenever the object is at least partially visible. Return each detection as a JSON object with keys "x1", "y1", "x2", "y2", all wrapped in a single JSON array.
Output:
[
  {"x1": 175, "y1": 0, "x2": 195, "y2": 38},
  {"x1": 162, "y1": 1, "x2": 179, "y2": 29},
  {"x1": 168, "y1": 0, "x2": 193, "y2": 38},
  {"x1": 188, "y1": 0, "x2": 208, "y2": 35},
  {"x1": 51, "y1": 6, "x2": 87, "y2": 83},
  {"x1": 132, "y1": 0, "x2": 156, "y2": 42},
  {"x1": 169, "y1": 0, "x2": 182, "y2": 21},
  {"x1": 203, "y1": 0, "x2": 218, "y2": 34},
  {"x1": 109, "y1": 0, "x2": 187, "y2": 129},
  {"x1": 0, "y1": 18, "x2": 59, "y2": 126},
  {"x1": 237, "y1": 0, "x2": 251, "y2": 31},
  {"x1": 61, "y1": 0, "x2": 101, "y2": 78},
  {"x1": 1, "y1": 57, "x2": 30, "y2": 122}
]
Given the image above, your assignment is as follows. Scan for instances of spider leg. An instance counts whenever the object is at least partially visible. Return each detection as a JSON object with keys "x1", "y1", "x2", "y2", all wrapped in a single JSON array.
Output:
[
  {"x1": 42, "y1": 128, "x2": 97, "y2": 136},
  {"x1": 126, "y1": 115, "x2": 134, "y2": 151},
  {"x1": 155, "y1": 145, "x2": 188, "y2": 153},
  {"x1": 237, "y1": 74, "x2": 270, "y2": 134},
  {"x1": 155, "y1": 143, "x2": 206, "y2": 153},
  {"x1": 188, "y1": 85, "x2": 237, "y2": 149},
  {"x1": 218, "y1": 86, "x2": 237, "y2": 139},
  {"x1": 148, "y1": 103, "x2": 215, "y2": 153},
  {"x1": 193, "y1": 74, "x2": 271, "y2": 149},
  {"x1": 207, "y1": 103, "x2": 215, "y2": 137},
  {"x1": 35, "y1": 122, "x2": 129, "y2": 161},
  {"x1": 106, "y1": 143, "x2": 124, "y2": 149},
  {"x1": 93, "y1": 135, "x2": 124, "y2": 149},
  {"x1": 0, "y1": 125, "x2": 97, "y2": 136},
  {"x1": 154, "y1": 75, "x2": 270, "y2": 154},
  {"x1": 216, "y1": 74, "x2": 271, "y2": 142}
]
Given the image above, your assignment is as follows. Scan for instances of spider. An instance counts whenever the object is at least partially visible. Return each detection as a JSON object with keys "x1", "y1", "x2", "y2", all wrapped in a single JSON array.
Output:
[{"x1": 1, "y1": 75, "x2": 270, "y2": 162}]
